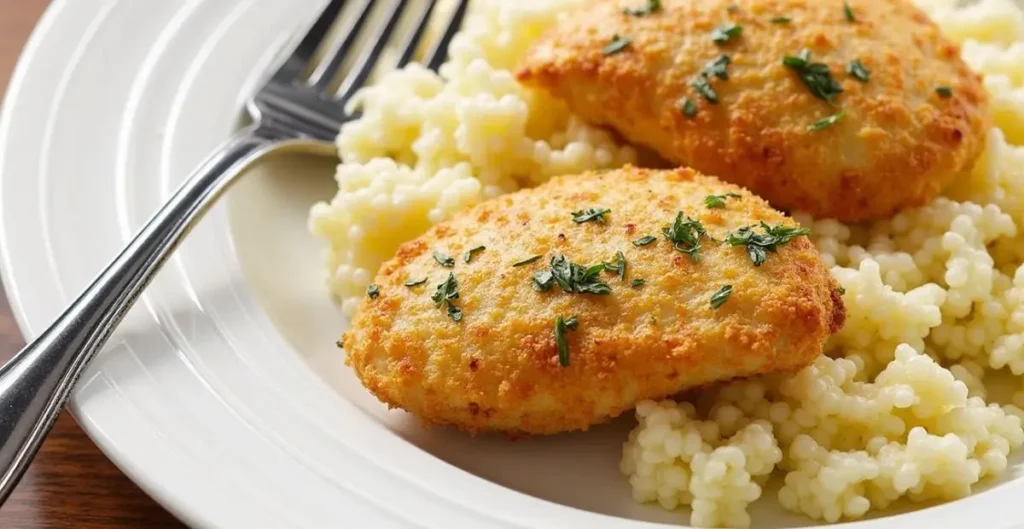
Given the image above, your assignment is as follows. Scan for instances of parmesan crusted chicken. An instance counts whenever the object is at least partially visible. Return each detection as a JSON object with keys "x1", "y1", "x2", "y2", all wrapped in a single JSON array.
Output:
[
  {"x1": 343, "y1": 167, "x2": 844, "y2": 435},
  {"x1": 516, "y1": 0, "x2": 989, "y2": 221}
]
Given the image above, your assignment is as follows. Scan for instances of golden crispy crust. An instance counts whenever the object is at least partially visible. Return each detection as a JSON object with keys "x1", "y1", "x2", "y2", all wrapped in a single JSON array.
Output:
[
  {"x1": 516, "y1": 0, "x2": 989, "y2": 221},
  {"x1": 343, "y1": 167, "x2": 844, "y2": 435}
]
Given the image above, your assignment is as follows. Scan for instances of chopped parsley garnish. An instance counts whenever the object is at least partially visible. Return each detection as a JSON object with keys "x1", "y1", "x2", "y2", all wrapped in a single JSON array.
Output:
[
  {"x1": 770, "y1": 16, "x2": 792, "y2": 24},
  {"x1": 512, "y1": 255, "x2": 543, "y2": 267},
  {"x1": 936, "y1": 86, "x2": 953, "y2": 98},
  {"x1": 710, "y1": 285, "x2": 733, "y2": 309},
  {"x1": 367, "y1": 284, "x2": 380, "y2": 299},
  {"x1": 403, "y1": 278, "x2": 428, "y2": 287},
  {"x1": 335, "y1": 338, "x2": 344, "y2": 349},
  {"x1": 808, "y1": 111, "x2": 845, "y2": 132},
  {"x1": 463, "y1": 246, "x2": 486, "y2": 263},
  {"x1": 572, "y1": 208, "x2": 611, "y2": 224},
  {"x1": 687, "y1": 55, "x2": 731, "y2": 105},
  {"x1": 843, "y1": 1, "x2": 855, "y2": 22},
  {"x1": 782, "y1": 49, "x2": 844, "y2": 103},
  {"x1": 681, "y1": 97, "x2": 698, "y2": 118},
  {"x1": 837, "y1": 286, "x2": 847, "y2": 295},
  {"x1": 533, "y1": 270, "x2": 555, "y2": 291},
  {"x1": 554, "y1": 316, "x2": 578, "y2": 367},
  {"x1": 433, "y1": 250, "x2": 455, "y2": 267},
  {"x1": 725, "y1": 222, "x2": 811, "y2": 266},
  {"x1": 662, "y1": 212, "x2": 708, "y2": 261},
  {"x1": 847, "y1": 59, "x2": 870, "y2": 82},
  {"x1": 633, "y1": 235, "x2": 657, "y2": 246},
  {"x1": 603, "y1": 35, "x2": 632, "y2": 55},
  {"x1": 705, "y1": 192, "x2": 742, "y2": 209},
  {"x1": 690, "y1": 75, "x2": 719, "y2": 104},
  {"x1": 623, "y1": 0, "x2": 661, "y2": 16},
  {"x1": 631, "y1": 278, "x2": 646, "y2": 288},
  {"x1": 781, "y1": 50, "x2": 808, "y2": 68},
  {"x1": 703, "y1": 54, "x2": 732, "y2": 80},
  {"x1": 549, "y1": 254, "x2": 612, "y2": 295},
  {"x1": 711, "y1": 23, "x2": 743, "y2": 44},
  {"x1": 603, "y1": 251, "x2": 627, "y2": 281},
  {"x1": 431, "y1": 272, "x2": 462, "y2": 322}
]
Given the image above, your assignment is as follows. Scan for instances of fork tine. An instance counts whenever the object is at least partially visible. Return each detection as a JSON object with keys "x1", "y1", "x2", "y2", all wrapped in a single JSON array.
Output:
[
  {"x1": 424, "y1": 0, "x2": 469, "y2": 72},
  {"x1": 309, "y1": 0, "x2": 377, "y2": 90},
  {"x1": 395, "y1": 0, "x2": 439, "y2": 69},
  {"x1": 273, "y1": 0, "x2": 348, "y2": 83},
  {"x1": 335, "y1": 0, "x2": 411, "y2": 101}
]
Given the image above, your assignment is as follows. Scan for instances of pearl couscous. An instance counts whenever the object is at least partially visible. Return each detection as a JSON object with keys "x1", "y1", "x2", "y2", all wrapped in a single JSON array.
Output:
[{"x1": 310, "y1": 0, "x2": 1024, "y2": 526}]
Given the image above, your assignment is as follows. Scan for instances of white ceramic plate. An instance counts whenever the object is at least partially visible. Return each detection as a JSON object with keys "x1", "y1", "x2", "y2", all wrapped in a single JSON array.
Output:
[{"x1": 2, "y1": 0, "x2": 1024, "y2": 528}]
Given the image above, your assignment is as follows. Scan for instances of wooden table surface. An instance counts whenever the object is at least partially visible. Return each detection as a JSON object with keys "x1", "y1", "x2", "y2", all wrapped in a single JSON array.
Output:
[{"x1": 0, "y1": 1, "x2": 185, "y2": 527}]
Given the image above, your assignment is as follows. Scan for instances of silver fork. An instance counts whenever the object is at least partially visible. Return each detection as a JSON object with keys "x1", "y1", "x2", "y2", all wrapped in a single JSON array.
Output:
[{"x1": 0, "y1": 0, "x2": 468, "y2": 503}]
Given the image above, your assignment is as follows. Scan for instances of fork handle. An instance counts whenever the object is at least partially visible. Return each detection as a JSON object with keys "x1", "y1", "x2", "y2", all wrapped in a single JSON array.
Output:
[{"x1": 0, "y1": 124, "x2": 282, "y2": 503}]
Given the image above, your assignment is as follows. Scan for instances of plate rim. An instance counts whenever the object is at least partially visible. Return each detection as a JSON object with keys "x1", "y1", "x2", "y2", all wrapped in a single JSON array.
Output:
[{"x1": 0, "y1": 2, "x2": 223, "y2": 526}]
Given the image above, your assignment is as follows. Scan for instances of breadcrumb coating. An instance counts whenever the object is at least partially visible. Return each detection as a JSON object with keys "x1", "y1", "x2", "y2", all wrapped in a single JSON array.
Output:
[
  {"x1": 516, "y1": 0, "x2": 989, "y2": 221},
  {"x1": 343, "y1": 167, "x2": 844, "y2": 435}
]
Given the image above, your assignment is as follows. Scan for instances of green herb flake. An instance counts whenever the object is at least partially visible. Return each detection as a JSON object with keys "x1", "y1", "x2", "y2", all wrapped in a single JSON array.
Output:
[
  {"x1": 335, "y1": 338, "x2": 344, "y2": 349},
  {"x1": 404, "y1": 278, "x2": 428, "y2": 287},
  {"x1": 433, "y1": 250, "x2": 455, "y2": 268},
  {"x1": 554, "y1": 316, "x2": 578, "y2": 367},
  {"x1": 770, "y1": 16, "x2": 792, "y2": 24},
  {"x1": 512, "y1": 255, "x2": 543, "y2": 267},
  {"x1": 705, "y1": 192, "x2": 742, "y2": 209},
  {"x1": 603, "y1": 251, "x2": 627, "y2": 281},
  {"x1": 623, "y1": 0, "x2": 662, "y2": 16},
  {"x1": 572, "y1": 208, "x2": 611, "y2": 224},
  {"x1": 431, "y1": 272, "x2": 462, "y2": 322},
  {"x1": 847, "y1": 59, "x2": 870, "y2": 82},
  {"x1": 603, "y1": 35, "x2": 632, "y2": 56},
  {"x1": 687, "y1": 55, "x2": 731, "y2": 105},
  {"x1": 711, "y1": 23, "x2": 743, "y2": 44},
  {"x1": 631, "y1": 278, "x2": 646, "y2": 288},
  {"x1": 807, "y1": 111, "x2": 845, "y2": 132},
  {"x1": 727, "y1": 4, "x2": 739, "y2": 13},
  {"x1": 681, "y1": 97, "x2": 698, "y2": 118},
  {"x1": 843, "y1": 1, "x2": 855, "y2": 22},
  {"x1": 549, "y1": 254, "x2": 613, "y2": 295},
  {"x1": 725, "y1": 222, "x2": 812, "y2": 266},
  {"x1": 431, "y1": 273, "x2": 459, "y2": 305},
  {"x1": 662, "y1": 212, "x2": 708, "y2": 261},
  {"x1": 367, "y1": 284, "x2": 380, "y2": 299},
  {"x1": 710, "y1": 285, "x2": 733, "y2": 309},
  {"x1": 703, "y1": 54, "x2": 732, "y2": 80},
  {"x1": 936, "y1": 86, "x2": 953, "y2": 98},
  {"x1": 533, "y1": 270, "x2": 555, "y2": 291},
  {"x1": 781, "y1": 50, "x2": 809, "y2": 68},
  {"x1": 633, "y1": 235, "x2": 658, "y2": 246},
  {"x1": 564, "y1": 316, "x2": 579, "y2": 330},
  {"x1": 690, "y1": 75, "x2": 719, "y2": 104},
  {"x1": 463, "y1": 246, "x2": 486, "y2": 263},
  {"x1": 782, "y1": 49, "x2": 844, "y2": 102},
  {"x1": 837, "y1": 286, "x2": 847, "y2": 295}
]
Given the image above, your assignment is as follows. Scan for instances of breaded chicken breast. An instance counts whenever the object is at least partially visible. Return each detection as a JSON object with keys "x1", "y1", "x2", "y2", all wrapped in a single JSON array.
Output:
[
  {"x1": 516, "y1": 0, "x2": 989, "y2": 221},
  {"x1": 343, "y1": 167, "x2": 844, "y2": 435}
]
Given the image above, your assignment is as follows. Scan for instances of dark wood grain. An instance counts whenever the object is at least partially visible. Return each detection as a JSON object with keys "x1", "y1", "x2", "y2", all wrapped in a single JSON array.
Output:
[{"x1": 0, "y1": 1, "x2": 185, "y2": 527}]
